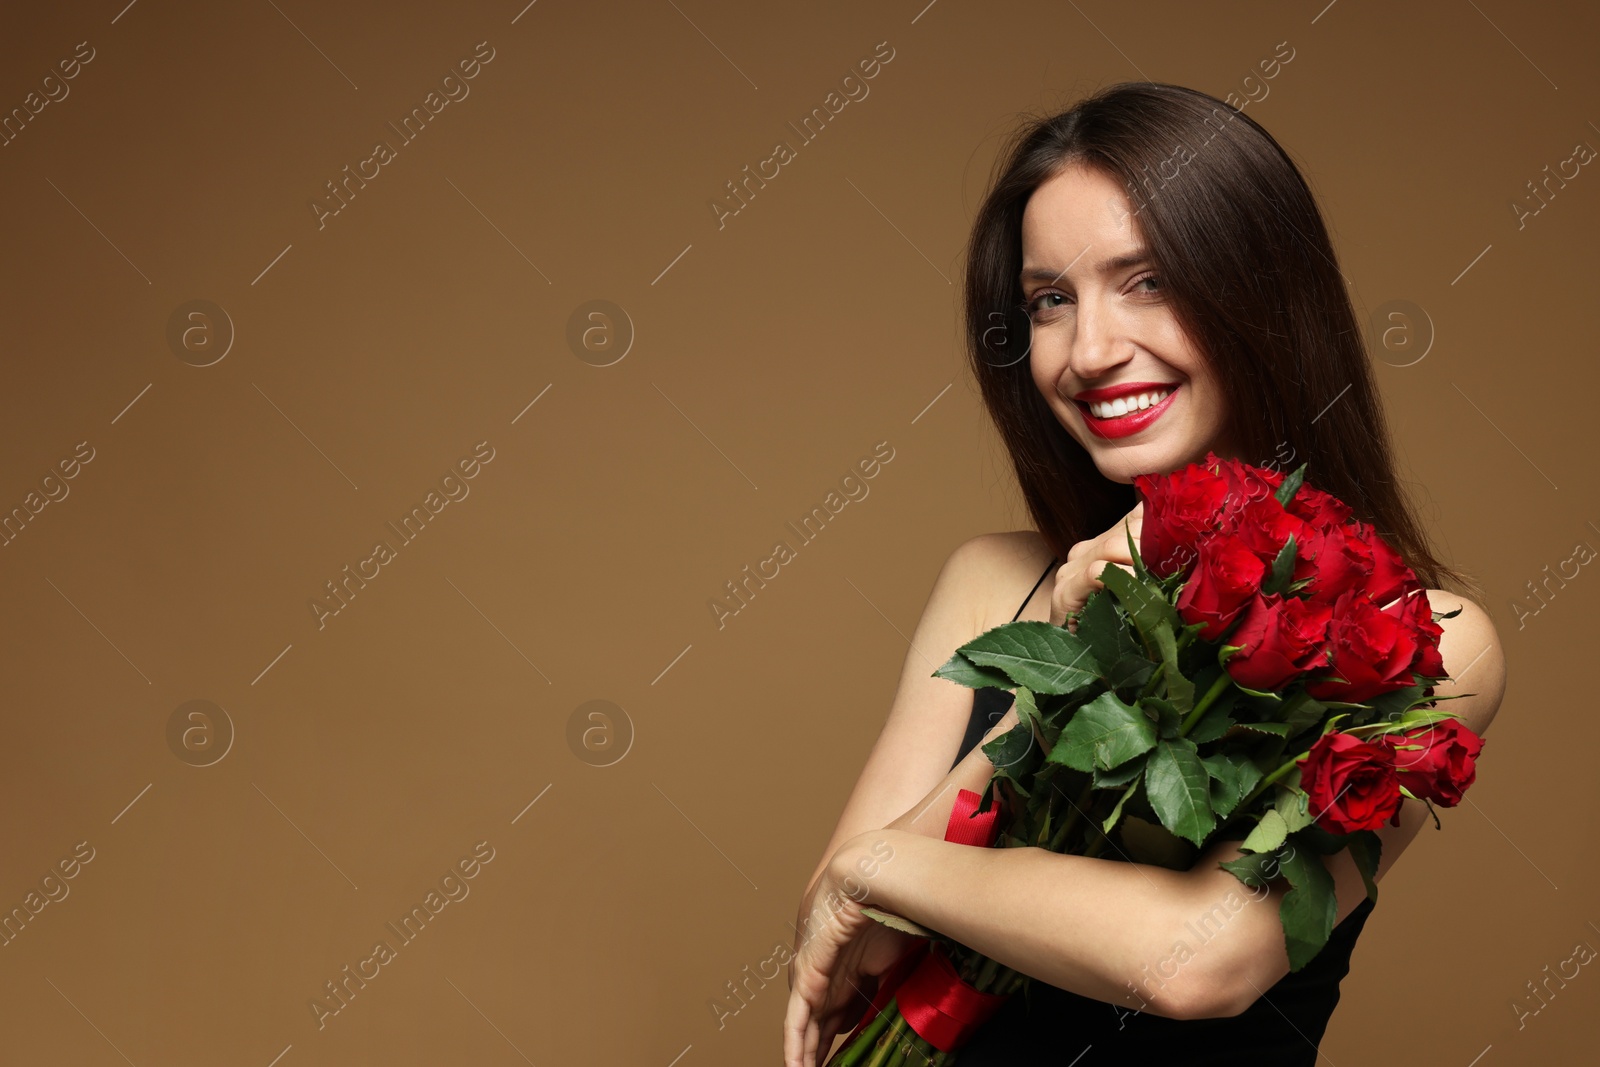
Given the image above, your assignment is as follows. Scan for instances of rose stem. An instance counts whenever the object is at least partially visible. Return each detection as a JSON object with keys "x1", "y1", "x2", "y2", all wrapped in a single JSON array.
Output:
[
  {"x1": 862, "y1": 1012, "x2": 909, "y2": 1067},
  {"x1": 1045, "y1": 778, "x2": 1096, "y2": 852},
  {"x1": 1178, "y1": 673, "x2": 1233, "y2": 736},
  {"x1": 1235, "y1": 755, "x2": 1302, "y2": 812},
  {"x1": 832, "y1": 1003, "x2": 895, "y2": 1067}
]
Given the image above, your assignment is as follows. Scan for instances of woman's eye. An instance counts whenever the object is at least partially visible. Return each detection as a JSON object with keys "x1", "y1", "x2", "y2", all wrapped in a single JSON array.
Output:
[
  {"x1": 1026, "y1": 292, "x2": 1069, "y2": 318},
  {"x1": 1132, "y1": 273, "x2": 1162, "y2": 294}
]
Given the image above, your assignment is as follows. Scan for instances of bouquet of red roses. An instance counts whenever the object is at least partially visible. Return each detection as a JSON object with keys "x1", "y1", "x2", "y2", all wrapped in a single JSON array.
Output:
[{"x1": 825, "y1": 453, "x2": 1485, "y2": 1066}]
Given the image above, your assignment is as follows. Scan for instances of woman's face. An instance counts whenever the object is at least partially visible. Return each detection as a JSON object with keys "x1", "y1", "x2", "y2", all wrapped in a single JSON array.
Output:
[{"x1": 1020, "y1": 162, "x2": 1238, "y2": 484}]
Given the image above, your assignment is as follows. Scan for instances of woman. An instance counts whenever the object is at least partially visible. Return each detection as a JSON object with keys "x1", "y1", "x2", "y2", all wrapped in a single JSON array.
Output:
[{"x1": 783, "y1": 82, "x2": 1507, "y2": 1066}]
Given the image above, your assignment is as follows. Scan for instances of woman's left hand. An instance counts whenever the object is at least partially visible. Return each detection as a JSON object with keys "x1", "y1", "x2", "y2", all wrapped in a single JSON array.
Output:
[{"x1": 783, "y1": 847, "x2": 919, "y2": 1067}]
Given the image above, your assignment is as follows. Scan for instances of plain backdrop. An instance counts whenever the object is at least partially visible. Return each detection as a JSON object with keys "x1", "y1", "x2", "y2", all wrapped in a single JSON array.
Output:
[{"x1": 0, "y1": 1, "x2": 1595, "y2": 1064}]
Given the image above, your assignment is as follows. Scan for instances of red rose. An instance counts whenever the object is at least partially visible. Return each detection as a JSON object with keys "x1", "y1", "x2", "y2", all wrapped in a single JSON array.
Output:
[
  {"x1": 1137, "y1": 454, "x2": 1294, "y2": 578},
  {"x1": 1305, "y1": 588, "x2": 1434, "y2": 703},
  {"x1": 1298, "y1": 730, "x2": 1402, "y2": 833},
  {"x1": 1398, "y1": 589, "x2": 1446, "y2": 680},
  {"x1": 1359, "y1": 523, "x2": 1424, "y2": 607},
  {"x1": 1234, "y1": 496, "x2": 1310, "y2": 569},
  {"x1": 1386, "y1": 718, "x2": 1484, "y2": 806},
  {"x1": 1212, "y1": 453, "x2": 1285, "y2": 512},
  {"x1": 1284, "y1": 483, "x2": 1354, "y2": 529},
  {"x1": 1297, "y1": 523, "x2": 1374, "y2": 605},
  {"x1": 1177, "y1": 535, "x2": 1267, "y2": 640},
  {"x1": 1222, "y1": 592, "x2": 1332, "y2": 692},
  {"x1": 1136, "y1": 465, "x2": 1232, "y2": 578}
]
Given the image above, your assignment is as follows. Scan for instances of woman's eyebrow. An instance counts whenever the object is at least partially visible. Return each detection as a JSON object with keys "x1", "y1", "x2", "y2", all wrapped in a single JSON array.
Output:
[{"x1": 1019, "y1": 247, "x2": 1150, "y2": 286}]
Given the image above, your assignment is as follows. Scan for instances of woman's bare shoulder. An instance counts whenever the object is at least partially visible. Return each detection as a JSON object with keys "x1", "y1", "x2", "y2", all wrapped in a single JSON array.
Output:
[
  {"x1": 945, "y1": 529, "x2": 1058, "y2": 631},
  {"x1": 1423, "y1": 589, "x2": 1507, "y2": 739}
]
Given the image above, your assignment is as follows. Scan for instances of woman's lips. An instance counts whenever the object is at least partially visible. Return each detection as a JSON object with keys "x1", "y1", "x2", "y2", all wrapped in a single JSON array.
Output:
[{"x1": 1076, "y1": 384, "x2": 1180, "y2": 440}]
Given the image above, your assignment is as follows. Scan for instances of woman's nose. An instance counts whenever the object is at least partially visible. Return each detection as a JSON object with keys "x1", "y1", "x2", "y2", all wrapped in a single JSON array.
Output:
[{"x1": 1068, "y1": 299, "x2": 1132, "y2": 381}]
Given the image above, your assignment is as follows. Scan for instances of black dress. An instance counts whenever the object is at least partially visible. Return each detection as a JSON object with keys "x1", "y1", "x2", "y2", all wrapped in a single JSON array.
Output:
[{"x1": 948, "y1": 557, "x2": 1375, "y2": 1065}]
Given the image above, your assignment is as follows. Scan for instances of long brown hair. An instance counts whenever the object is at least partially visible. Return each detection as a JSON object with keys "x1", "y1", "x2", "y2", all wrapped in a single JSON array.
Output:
[{"x1": 963, "y1": 81, "x2": 1479, "y2": 602}]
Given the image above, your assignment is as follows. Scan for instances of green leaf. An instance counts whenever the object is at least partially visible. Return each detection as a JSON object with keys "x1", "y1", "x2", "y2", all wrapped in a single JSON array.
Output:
[
  {"x1": 1275, "y1": 788, "x2": 1314, "y2": 833},
  {"x1": 1241, "y1": 809, "x2": 1290, "y2": 853},
  {"x1": 1093, "y1": 755, "x2": 1147, "y2": 789},
  {"x1": 1234, "y1": 720, "x2": 1292, "y2": 736},
  {"x1": 1363, "y1": 707, "x2": 1460, "y2": 737},
  {"x1": 1346, "y1": 830, "x2": 1383, "y2": 903},
  {"x1": 1219, "y1": 844, "x2": 1290, "y2": 889},
  {"x1": 954, "y1": 621, "x2": 1104, "y2": 695},
  {"x1": 1124, "y1": 516, "x2": 1152, "y2": 583},
  {"x1": 1282, "y1": 693, "x2": 1329, "y2": 738},
  {"x1": 1146, "y1": 696, "x2": 1183, "y2": 739},
  {"x1": 931, "y1": 650, "x2": 1015, "y2": 690},
  {"x1": 1098, "y1": 563, "x2": 1181, "y2": 653},
  {"x1": 1078, "y1": 588, "x2": 1140, "y2": 666},
  {"x1": 1152, "y1": 622, "x2": 1195, "y2": 715},
  {"x1": 1202, "y1": 754, "x2": 1261, "y2": 819},
  {"x1": 1013, "y1": 686, "x2": 1044, "y2": 737},
  {"x1": 1108, "y1": 653, "x2": 1157, "y2": 692},
  {"x1": 1186, "y1": 701, "x2": 1235, "y2": 744},
  {"x1": 981, "y1": 721, "x2": 1037, "y2": 786},
  {"x1": 1260, "y1": 533, "x2": 1299, "y2": 597},
  {"x1": 1274, "y1": 462, "x2": 1308, "y2": 509},
  {"x1": 860, "y1": 907, "x2": 938, "y2": 939},
  {"x1": 1047, "y1": 691, "x2": 1157, "y2": 772},
  {"x1": 1100, "y1": 776, "x2": 1142, "y2": 836},
  {"x1": 1278, "y1": 838, "x2": 1338, "y2": 972},
  {"x1": 1367, "y1": 682, "x2": 1431, "y2": 722},
  {"x1": 1144, "y1": 738, "x2": 1216, "y2": 846}
]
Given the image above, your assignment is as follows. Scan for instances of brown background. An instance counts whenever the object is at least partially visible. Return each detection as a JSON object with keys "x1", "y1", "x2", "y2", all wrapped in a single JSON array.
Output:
[{"x1": 1, "y1": 1, "x2": 1596, "y2": 1064}]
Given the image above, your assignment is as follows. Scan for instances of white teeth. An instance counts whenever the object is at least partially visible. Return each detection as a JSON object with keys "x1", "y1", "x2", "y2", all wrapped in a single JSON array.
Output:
[{"x1": 1087, "y1": 387, "x2": 1173, "y2": 419}]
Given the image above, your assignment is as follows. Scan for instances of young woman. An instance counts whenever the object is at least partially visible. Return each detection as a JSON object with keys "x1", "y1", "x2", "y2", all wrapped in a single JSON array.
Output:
[{"x1": 783, "y1": 82, "x2": 1507, "y2": 1066}]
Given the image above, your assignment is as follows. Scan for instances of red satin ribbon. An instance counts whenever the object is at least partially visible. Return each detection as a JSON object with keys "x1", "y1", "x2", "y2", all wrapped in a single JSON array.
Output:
[{"x1": 845, "y1": 788, "x2": 1010, "y2": 1053}]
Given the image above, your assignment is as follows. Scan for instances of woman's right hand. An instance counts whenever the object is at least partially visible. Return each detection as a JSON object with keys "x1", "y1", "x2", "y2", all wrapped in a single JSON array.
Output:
[{"x1": 1049, "y1": 501, "x2": 1144, "y2": 632}]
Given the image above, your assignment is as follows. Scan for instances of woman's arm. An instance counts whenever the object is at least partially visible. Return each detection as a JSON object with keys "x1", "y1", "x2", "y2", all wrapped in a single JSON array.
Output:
[
  {"x1": 821, "y1": 592, "x2": 1507, "y2": 1020},
  {"x1": 794, "y1": 534, "x2": 1041, "y2": 919}
]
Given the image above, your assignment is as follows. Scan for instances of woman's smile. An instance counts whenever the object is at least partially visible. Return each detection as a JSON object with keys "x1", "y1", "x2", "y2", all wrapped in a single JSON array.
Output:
[{"x1": 1072, "y1": 381, "x2": 1182, "y2": 439}]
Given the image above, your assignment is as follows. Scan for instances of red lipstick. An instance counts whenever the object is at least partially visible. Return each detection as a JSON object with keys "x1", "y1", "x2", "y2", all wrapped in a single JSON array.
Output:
[{"x1": 1073, "y1": 382, "x2": 1180, "y2": 440}]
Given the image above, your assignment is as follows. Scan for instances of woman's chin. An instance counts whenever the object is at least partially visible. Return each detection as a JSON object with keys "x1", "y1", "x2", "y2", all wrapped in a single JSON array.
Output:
[{"x1": 1087, "y1": 442, "x2": 1184, "y2": 484}]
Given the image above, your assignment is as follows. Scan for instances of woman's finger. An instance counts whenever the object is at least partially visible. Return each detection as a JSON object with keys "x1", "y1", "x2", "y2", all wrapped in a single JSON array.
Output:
[
  {"x1": 783, "y1": 989, "x2": 810, "y2": 1067},
  {"x1": 1049, "y1": 561, "x2": 1077, "y2": 627}
]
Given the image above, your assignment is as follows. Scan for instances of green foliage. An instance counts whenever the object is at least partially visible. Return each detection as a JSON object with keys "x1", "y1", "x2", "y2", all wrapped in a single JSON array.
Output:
[
  {"x1": 1047, "y1": 691, "x2": 1157, "y2": 772},
  {"x1": 1098, "y1": 563, "x2": 1181, "y2": 656},
  {"x1": 1145, "y1": 738, "x2": 1215, "y2": 846},
  {"x1": 1241, "y1": 809, "x2": 1290, "y2": 853},
  {"x1": 1274, "y1": 462, "x2": 1308, "y2": 508},
  {"x1": 945, "y1": 621, "x2": 1103, "y2": 694},
  {"x1": 929, "y1": 650, "x2": 1015, "y2": 690},
  {"x1": 1202, "y1": 754, "x2": 1261, "y2": 819},
  {"x1": 1261, "y1": 533, "x2": 1299, "y2": 597},
  {"x1": 982, "y1": 720, "x2": 1038, "y2": 798},
  {"x1": 1277, "y1": 835, "x2": 1338, "y2": 972}
]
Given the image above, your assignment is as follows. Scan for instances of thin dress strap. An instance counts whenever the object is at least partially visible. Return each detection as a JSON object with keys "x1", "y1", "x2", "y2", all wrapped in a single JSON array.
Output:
[
  {"x1": 951, "y1": 555, "x2": 1061, "y2": 771},
  {"x1": 1012, "y1": 556, "x2": 1058, "y2": 621}
]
